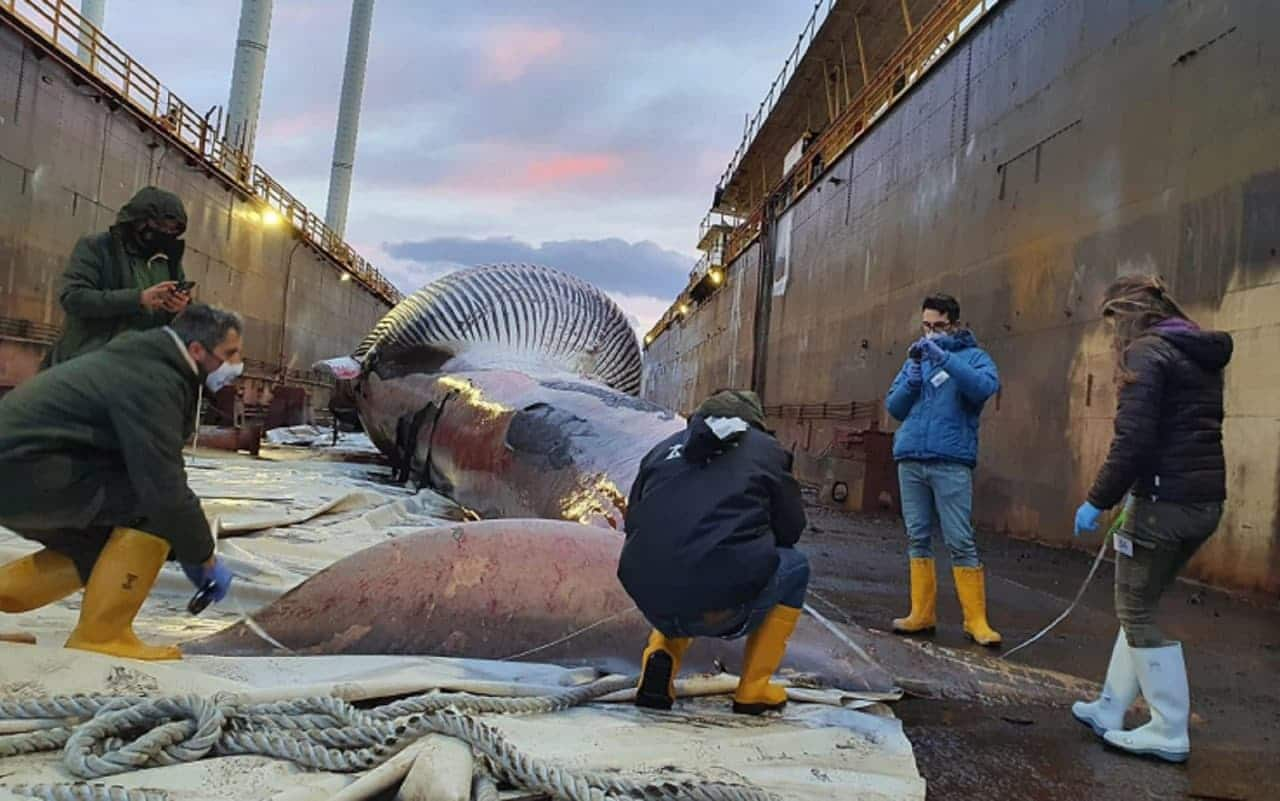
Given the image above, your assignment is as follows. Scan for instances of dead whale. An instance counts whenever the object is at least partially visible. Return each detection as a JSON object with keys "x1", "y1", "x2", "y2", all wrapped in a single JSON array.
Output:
[{"x1": 316, "y1": 264, "x2": 682, "y2": 527}]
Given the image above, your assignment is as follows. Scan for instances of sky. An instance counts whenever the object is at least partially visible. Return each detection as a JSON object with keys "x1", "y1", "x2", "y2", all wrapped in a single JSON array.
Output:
[{"x1": 100, "y1": 1, "x2": 818, "y2": 332}]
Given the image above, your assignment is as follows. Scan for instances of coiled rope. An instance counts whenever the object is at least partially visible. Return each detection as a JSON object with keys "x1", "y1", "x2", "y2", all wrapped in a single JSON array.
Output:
[{"x1": 0, "y1": 675, "x2": 776, "y2": 801}]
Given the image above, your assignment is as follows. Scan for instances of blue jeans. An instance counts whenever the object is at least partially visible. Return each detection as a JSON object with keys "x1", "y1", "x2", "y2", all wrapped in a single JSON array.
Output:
[
  {"x1": 898, "y1": 460, "x2": 979, "y2": 567},
  {"x1": 649, "y1": 548, "x2": 810, "y2": 640}
]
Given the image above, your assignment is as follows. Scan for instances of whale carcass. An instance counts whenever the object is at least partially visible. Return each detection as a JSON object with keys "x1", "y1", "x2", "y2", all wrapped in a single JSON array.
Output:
[
  {"x1": 317, "y1": 263, "x2": 682, "y2": 527},
  {"x1": 190, "y1": 264, "x2": 1097, "y2": 704},
  {"x1": 187, "y1": 519, "x2": 897, "y2": 693}
]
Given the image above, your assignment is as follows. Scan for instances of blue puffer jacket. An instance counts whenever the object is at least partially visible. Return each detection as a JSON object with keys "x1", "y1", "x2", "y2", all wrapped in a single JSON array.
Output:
[{"x1": 885, "y1": 330, "x2": 1000, "y2": 467}]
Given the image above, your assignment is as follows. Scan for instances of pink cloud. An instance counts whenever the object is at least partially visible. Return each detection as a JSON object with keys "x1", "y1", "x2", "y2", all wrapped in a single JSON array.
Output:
[
  {"x1": 437, "y1": 150, "x2": 624, "y2": 195},
  {"x1": 523, "y1": 154, "x2": 621, "y2": 186},
  {"x1": 481, "y1": 25, "x2": 565, "y2": 83}
]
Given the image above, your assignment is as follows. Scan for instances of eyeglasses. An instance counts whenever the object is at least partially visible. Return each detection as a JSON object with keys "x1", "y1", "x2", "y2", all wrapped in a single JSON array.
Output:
[{"x1": 921, "y1": 320, "x2": 952, "y2": 333}]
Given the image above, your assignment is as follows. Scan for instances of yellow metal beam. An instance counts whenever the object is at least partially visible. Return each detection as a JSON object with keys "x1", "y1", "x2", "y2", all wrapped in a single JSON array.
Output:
[
  {"x1": 820, "y1": 58, "x2": 836, "y2": 120},
  {"x1": 840, "y1": 38, "x2": 853, "y2": 106},
  {"x1": 900, "y1": 0, "x2": 914, "y2": 34},
  {"x1": 854, "y1": 14, "x2": 870, "y2": 84}
]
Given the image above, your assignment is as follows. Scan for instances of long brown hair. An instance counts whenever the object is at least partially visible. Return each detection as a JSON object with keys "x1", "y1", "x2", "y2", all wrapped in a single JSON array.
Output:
[{"x1": 1100, "y1": 274, "x2": 1191, "y2": 379}]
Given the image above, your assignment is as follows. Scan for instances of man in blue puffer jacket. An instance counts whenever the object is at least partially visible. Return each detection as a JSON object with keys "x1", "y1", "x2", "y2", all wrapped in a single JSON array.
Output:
[{"x1": 885, "y1": 293, "x2": 1003, "y2": 646}]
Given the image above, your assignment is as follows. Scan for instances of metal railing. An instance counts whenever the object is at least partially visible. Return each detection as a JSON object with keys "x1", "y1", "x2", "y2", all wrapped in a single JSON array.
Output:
[
  {"x1": 241, "y1": 357, "x2": 337, "y2": 389},
  {"x1": 721, "y1": 0, "x2": 996, "y2": 268},
  {"x1": 0, "y1": 315, "x2": 61, "y2": 346},
  {"x1": 0, "y1": 0, "x2": 402, "y2": 307},
  {"x1": 690, "y1": 244, "x2": 727, "y2": 282},
  {"x1": 646, "y1": 0, "x2": 997, "y2": 348},
  {"x1": 697, "y1": 210, "x2": 741, "y2": 249},
  {"x1": 764, "y1": 400, "x2": 878, "y2": 423},
  {"x1": 716, "y1": 0, "x2": 837, "y2": 196}
]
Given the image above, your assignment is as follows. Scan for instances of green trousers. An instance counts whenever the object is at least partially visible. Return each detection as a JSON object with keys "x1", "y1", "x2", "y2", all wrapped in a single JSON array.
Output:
[{"x1": 1115, "y1": 496, "x2": 1222, "y2": 648}]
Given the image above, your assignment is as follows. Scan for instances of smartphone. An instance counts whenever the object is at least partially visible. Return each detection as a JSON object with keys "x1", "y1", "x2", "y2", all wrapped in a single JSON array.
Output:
[{"x1": 174, "y1": 280, "x2": 196, "y2": 293}]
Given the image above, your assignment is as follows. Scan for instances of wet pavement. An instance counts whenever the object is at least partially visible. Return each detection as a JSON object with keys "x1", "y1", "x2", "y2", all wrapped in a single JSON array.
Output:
[{"x1": 803, "y1": 505, "x2": 1280, "y2": 801}]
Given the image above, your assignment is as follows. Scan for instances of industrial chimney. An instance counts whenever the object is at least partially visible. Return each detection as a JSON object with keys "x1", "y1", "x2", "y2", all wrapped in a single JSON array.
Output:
[
  {"x1": 225, "y1": 0, "x2": 274, "y2": 160},
  {"x1": 78, "y1": 0, "x2": 105, "y2": 66},
  {"x1": 324, "y1": 0, "x2": 375, "y2": 238}
]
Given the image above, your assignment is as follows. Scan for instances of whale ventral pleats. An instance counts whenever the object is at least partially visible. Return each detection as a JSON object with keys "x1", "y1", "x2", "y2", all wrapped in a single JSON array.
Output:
[{"x1": 354, "y1": 264, "x2": 643, "y2": 396}]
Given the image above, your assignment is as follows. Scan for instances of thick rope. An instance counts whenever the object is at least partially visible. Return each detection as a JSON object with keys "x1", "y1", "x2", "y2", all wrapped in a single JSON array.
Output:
[
  {"x1": 0, "y1": 677, "x2": 776, "y2": 801},
  {"x1": 10, "y1": 785, "x2": 167, "y2": 801}
]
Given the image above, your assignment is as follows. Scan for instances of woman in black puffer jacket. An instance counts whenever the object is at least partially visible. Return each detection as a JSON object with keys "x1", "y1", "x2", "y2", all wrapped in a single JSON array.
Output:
[{"x1": 1070, "y1": 275, "x2": 1232, "y2": 765}]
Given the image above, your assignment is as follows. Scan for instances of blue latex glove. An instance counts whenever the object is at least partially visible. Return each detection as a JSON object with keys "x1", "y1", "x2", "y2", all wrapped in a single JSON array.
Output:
[
  {"x1": 905, "y1": 359, "x2": 923, "y2": 387},
  {"x1": 1074, "y1": 502, "x2": 1102, "y2": 537},
  {"x1": 919, "y1": 337, "x2": 948, "y2": 365},
  {"x1": 181, "y1": 558, "x2": 233, "y2": 603}
]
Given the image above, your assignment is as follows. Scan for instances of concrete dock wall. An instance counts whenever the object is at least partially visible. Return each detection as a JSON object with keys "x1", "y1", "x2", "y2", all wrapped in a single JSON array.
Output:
[
  {"x1": 0, "y1": 20, "x2": 390, "y2": 404},
  {"x1": 643, "y1": 0, "x2": 1280, "y2": 596}
]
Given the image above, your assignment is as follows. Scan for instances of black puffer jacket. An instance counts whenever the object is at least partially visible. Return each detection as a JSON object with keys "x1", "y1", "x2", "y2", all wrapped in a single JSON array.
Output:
[
  {"x1": 1088, "y1": 319, "x2": 1233, "y2": 509},
  {"x1": 618, "y1": 415, "x2": 806, "y2": 619}
]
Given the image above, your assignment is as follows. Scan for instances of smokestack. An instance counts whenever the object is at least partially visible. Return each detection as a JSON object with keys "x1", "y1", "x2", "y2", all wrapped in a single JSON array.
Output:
[
  {"x1": 324, "y1": 0, "x2": 376, "y2": 238},
  {"x1": 78, "y1": 0, "x2": 106, "y2": 66},
  {"x1": 226, "y1": 0, "x2": 274, "y2": 160}
]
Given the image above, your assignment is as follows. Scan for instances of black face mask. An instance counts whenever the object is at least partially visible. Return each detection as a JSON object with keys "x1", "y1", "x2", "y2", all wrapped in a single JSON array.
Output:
[{"x1": 136, "y1": 226, "x2": 180, "y2": 255}]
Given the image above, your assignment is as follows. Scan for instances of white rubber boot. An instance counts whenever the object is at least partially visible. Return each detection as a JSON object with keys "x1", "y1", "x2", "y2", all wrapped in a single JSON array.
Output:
[
  {"x1": 1104, "y1": 641, "x2": 1190, "y2": 763},
  {"x1": 1072, "y1": 629, "x2": 1139, "y2": 737}
]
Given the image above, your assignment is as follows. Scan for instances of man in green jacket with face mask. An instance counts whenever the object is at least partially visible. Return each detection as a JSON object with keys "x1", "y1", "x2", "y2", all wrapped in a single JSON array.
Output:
[
  {"x1": 44, "y1": 186, "x2": 193, "y2": 367},
  {"x1": 0, "y1": 304, "x2": 240, "y2": 659}
]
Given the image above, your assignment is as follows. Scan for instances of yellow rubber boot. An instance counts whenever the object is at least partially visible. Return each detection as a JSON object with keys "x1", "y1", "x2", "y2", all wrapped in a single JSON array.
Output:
[
  {"x1": 732, "y1": 605, "x2": 801, "y2": 715},
  {"x1": 0, "y1": 549, "x2": 83, "y2": 612},
  {"x1": 953, "y1": 565, "x2": 1002, "y2": 647},
  {"x1": 0, "y1": 549, "x2": 83, "y2": 645},
  {"x1": 891, "y1": 557, "x2": 937, "y2": 634},
  {"x1": 65, "y1": 527, "x2": 182, "y2": 661},
  {"x1": 636, "y1": 629, "x2": 693, "y2": 710}
]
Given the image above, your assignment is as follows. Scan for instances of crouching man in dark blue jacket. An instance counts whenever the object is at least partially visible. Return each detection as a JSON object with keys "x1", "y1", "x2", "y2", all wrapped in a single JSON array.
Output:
[{"x1": 618, "y1": 389, "x2": 809, "y2": 715}]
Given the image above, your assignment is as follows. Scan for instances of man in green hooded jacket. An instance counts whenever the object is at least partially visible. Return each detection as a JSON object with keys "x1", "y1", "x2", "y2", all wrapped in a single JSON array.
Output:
[{"x1": 44, "y1": 186, "x2": 193, "y2": 367}]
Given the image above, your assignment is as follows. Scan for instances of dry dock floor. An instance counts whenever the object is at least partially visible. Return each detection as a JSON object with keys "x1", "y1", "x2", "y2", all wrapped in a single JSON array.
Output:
[{"x1": 804, "y1": 505, "x2": 1280, "y2": 801}]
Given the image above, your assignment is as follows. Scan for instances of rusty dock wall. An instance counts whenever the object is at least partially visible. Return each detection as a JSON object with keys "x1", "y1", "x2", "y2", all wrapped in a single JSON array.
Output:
[
  {"x1": 643, "y1": 0, "x2": 1280, "y2": 597},
  {"x1": 0, "y1": 1, "x2": 394, "y2": 408}
]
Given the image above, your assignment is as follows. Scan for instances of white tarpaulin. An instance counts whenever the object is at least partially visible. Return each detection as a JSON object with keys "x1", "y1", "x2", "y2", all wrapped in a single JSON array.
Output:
[
  {"x1": 0, "y1": 447, "x2": 925, "y2": 799},
  {"x1": 0, "y1": 448, "x2": 464, "y2": 645},
  {"x1": 0, "y1": 646, "x2": 926, "y2": 801}
]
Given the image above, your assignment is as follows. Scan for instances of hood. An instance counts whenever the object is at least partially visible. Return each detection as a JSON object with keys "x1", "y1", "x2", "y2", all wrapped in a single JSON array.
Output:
[
  {"x1": 683, "y1": 414, "x2": 749, "y2": 463},
  {"x1": 694, "y1": 389, "x2": 766, "y2": 430},
  {"x1": 937, "y1": 329, "x2": 980, "y2": 352},
  {"x1": 115, "y1": 186, "x2": 188, "y2": 229},
  {"x1": 1152, "y1": 318, "x2": 1233, "y2": 371}
]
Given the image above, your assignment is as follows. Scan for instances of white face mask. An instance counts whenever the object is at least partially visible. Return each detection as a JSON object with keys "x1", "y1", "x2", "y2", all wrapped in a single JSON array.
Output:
[
  {"x1": 924, "y1": 331, "x2": 944, "y2": 341},
  {"x1": 205, "y1": 359, "x2": 244, "y2": 392}
]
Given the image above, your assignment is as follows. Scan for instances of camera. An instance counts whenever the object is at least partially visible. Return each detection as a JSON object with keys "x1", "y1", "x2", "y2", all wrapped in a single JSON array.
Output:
[
  {"x1": 909, "y1": 343, "x2": 924, "y2": 362},
  {"x1": 188, "y1": 580, "x2": 217, "y2": 615}
]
